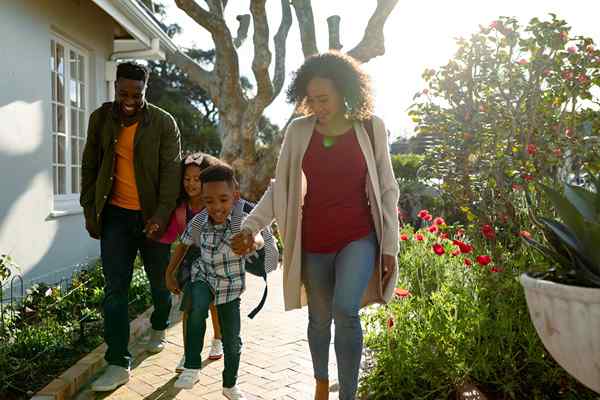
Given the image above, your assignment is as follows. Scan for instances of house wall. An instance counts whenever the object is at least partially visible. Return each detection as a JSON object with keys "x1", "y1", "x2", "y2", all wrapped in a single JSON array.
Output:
[{"x1": 0, "y1": 0, "x2": 115, "y2": 286}]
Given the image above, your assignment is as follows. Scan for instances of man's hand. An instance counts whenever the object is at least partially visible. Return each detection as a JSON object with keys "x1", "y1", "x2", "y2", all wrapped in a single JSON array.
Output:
[
  {"x1": 165, "y1": 271, "x2": 180, "y2": 295},
  {"x1": 381, "y1": 254, "x2": 397, "y2": 283},
  {"x1": 231, "y1": 229, "x2": 256, "y2": 256},
  {"x1": 85, "y1": 219, "x2": 100, "y2": 240},
  {"x1": 144, "y1": 217, "x2": 163, "y2": 241}
]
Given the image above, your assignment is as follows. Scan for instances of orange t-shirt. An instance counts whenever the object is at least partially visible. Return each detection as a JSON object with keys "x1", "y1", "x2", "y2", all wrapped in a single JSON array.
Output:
[{"x1": 110, "y1": 122, "x2": 141, "y2": 210}]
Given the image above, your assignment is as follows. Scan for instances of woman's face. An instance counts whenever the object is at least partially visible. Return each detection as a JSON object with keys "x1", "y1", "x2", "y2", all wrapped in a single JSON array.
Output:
[
  {"x1": 183, "y1": 164, "x2": 203, "y2": 199},
  {"x1": 305, "y1": 77, "x2": 344, "y2": 124}
]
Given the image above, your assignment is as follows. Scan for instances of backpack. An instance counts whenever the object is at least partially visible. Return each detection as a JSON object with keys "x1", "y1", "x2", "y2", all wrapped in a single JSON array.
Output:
[{"x1": 176, "y1": 199, "x2": 279, "y2": 319}]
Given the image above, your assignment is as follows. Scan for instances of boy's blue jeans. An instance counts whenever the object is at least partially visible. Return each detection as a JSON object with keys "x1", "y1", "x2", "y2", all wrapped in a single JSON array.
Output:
[
  {"x1": 301, "y1": 232, "x2": 377, "y2": 400},
  {"x1": 184, "y1": 280, "x2": 241, "y2": 388},
  {"x1": 100, "y1": 205, "x2": 172, "y2": 368}
]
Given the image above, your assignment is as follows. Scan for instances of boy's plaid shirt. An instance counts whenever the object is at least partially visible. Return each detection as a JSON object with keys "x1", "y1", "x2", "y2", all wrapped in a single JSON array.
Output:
[{"x1": 180, "y1": 213, "x2": 248, "y2": 305}]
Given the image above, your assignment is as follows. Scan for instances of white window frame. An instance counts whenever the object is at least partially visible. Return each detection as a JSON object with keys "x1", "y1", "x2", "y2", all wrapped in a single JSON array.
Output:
[{"x1": 50, "y1": 34, "x2": 89, "y2": 215}]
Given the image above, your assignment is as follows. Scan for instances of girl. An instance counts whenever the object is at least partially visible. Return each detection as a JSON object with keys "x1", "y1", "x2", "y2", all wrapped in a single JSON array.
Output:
[
  {"x1": 231, "y1": 51, "x2": 400, "y2": 400},
  {"x1": 161, "y1": 152, "x2": 225, "y2": 370}
]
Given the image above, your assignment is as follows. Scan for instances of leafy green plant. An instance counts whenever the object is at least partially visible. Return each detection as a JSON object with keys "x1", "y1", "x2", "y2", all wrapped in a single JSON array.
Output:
[{"x1": 524, "y1": 172, "x2": 600, "y2": 287}]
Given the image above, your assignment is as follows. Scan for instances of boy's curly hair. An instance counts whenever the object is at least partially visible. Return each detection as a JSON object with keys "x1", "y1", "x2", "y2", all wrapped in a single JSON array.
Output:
[{"x1": 286, "y1": 51, "x2": 374, "y2": 121}]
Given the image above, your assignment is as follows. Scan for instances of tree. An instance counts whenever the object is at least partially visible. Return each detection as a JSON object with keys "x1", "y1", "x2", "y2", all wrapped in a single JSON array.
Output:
[{"x1": 169, "y1": 0, "x2": 399, "y2": 200}]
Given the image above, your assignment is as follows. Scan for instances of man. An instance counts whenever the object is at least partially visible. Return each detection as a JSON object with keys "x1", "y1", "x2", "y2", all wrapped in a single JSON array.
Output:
[{"x1": 80, "y1": 62, "x2": 181, "y2": 391}]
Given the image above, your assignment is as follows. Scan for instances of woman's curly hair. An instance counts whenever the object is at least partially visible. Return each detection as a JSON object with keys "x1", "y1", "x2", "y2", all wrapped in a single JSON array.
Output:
[{"x1": 286, "y1": 51, "x2": 374, "y2": 121}]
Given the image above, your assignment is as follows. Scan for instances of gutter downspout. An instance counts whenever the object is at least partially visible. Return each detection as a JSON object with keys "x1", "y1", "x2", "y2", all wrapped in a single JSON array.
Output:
[{"x1": 106, "y1": 38, "x2": 164, "y2": 101}]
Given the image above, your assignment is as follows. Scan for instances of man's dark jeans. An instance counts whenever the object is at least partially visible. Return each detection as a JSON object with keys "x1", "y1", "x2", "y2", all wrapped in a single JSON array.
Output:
[{"x1": 100, "y1": 205, "x2": 172, "y2": 368}]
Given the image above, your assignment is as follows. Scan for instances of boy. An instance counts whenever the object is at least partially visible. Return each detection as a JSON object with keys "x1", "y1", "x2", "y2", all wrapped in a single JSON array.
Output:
[{"x1": 166, "y1": 164, "x2": 262, "y2": 400}]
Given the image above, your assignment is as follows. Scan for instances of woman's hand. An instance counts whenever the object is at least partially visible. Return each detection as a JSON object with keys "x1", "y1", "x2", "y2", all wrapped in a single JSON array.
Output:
[
  {"x1": 381, "y1": 254, "x2": 397, "y2": 283},
  {"x1": 166, "y1": 271, "x2": 180, "y2": 295},
  {"x1": 230, "y1": 229, "x2": 256, "y2": 255}
]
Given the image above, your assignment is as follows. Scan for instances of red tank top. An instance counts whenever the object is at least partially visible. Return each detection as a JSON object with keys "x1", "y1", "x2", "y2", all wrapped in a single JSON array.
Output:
[{"x1": 301, "y1": 128, "x2": 374, "y2": 253}]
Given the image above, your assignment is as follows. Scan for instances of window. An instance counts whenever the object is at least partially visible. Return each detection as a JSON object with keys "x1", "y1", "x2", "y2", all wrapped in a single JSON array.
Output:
[{"x1": 50, "y1": 37, "x2": 87, "y2": 212}]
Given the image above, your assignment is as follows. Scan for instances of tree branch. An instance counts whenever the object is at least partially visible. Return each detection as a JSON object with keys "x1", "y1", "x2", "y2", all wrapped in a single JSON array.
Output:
[
  {"x1": 174, "y1": 0, "x2": 224, "y2": 33},
  {"x1": 166, "y1": 50, "x2": 217, "y2": 98},
  {"x1": 234, "y1": 14, "x2": 251, "y2": 48},
  {"x1": 347, "y1": 0, "x2": 399, "y2": 63},
  {"x1": 327, "y1": 15, "x2": 342, "y2": 50},
  {"x1": 249, "y1": 0, "x2": 273, "y2": 111},
  {"x1": 206, "y1": 0, "x2": 224, "y2": 17},
  {"x1": 272, "y1": 0, "x2": 292, "y2": 99},
  {"x1": 292, "y1": 0, "x2": 319, "y2": 58}
]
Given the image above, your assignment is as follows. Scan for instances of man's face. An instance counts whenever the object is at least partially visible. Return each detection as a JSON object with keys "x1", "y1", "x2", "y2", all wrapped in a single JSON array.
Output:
[
  {"x1": 201, "y1": 181, "x2": 239, "y2": 225},
  {"x1": 115, "y1": 78, "x2": 146, "y2": 117}
]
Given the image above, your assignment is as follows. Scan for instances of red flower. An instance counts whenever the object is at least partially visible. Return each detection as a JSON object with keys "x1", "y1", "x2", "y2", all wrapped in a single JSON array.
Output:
[
  {"x1": 464, "y1": 258, "x2": 473, "y2": 267},
  {"x1": 565, "y1": 128, "x2": 574, "y2": 138},
  {"x1": 400, "y1": 233, "x2": 409, "y2": 241},
  {"x1": 440, "y1": 232, "x2": 449, "y2": 240},
  {"x1": 490, "y1": 266, "x2": 504, "y2": 273},
  {"x1": 522, "y1": 174, "x2": 534, "y2": 182},
  {"x1": 451, "y1": 248, "x2": 461, "y2": 256},
  {"x1": 394, "y1": 287, "x2": 411, "y2": 298},
  {"x1": 481, "y1": 224, "x2": 496, "y2": 240},
  {"x1": 559, "y1": 31, "x2": 568, "y2": 41},
  {"x1": 489, "y1": 20, "x2": 499, "y2": 29},
  {"x1": 387, "y1": 317, "x2": 394, "y2": 329},
  {"x1": 567, "y1": 46, "x2": 577, "y2": 54},
  {"x1": 519, "y1": 230, "x2": 532, "y2": 239},
  {"x1": 562, "y1": 70, "x2": 574, "y2": 80},
  {"x1": 517, "y1": 58, "x2": 528, "y2": 65},
  {"x1": 527, "y1": 144, "x2": 537, "y2": 155},
  {"x1": 433, "y1": 217, "x2": 446, "y2": 226},
  {"x1": 577, "y1": 74, "x2": 590, "y2": 85},
  {"x1": 417, "y1": 210, "x2": 430, "y2": 219},
  {"x1": 428, "y1": 225, "x2": 439, "y2": 234},
  {"x1": 512, "y1": 183, "x2": 523, "y2": 191},
  {"x1": 423, "y1": 214, "x2": 433, "y2": 222},
  {"x1": 453, "y1": 240, "x2": 473, "y2": 254},
  {"x1": 432, "y1": 243, "x2": 445, "y2": 255},
  {"x1": 456, "y1": 228, "x2": 465, "y2": 238},
  {"x1": 553, "y1": 148, "x2": 562, "y2": 157},
  {"x1": 476, "y1": 255, "x2": 492, "y2": 266},
  {"x1": 414, "y1": 233, "x2": 425, "y2": 241}
]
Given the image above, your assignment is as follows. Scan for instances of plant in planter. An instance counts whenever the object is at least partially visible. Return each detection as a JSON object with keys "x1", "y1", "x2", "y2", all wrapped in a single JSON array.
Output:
[{"x1": 520, "y1": 172, "x2": 600, "y2": 393}]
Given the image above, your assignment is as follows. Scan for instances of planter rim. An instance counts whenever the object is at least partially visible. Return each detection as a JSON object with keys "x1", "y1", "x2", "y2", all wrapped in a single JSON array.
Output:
[{"x1": 520, "y1": 272, "x2": 600, "y2": 303}]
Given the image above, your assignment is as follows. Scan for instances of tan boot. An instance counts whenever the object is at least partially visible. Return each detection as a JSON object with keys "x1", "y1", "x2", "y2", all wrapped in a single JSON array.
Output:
[{"x1": 314, "y1": 378, "x2": 329, "y2": 400}]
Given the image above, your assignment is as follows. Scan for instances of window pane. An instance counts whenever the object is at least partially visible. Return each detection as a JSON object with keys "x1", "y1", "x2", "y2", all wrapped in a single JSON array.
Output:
[
  {"x1": 57, "y1": 105, "x2": 65, "y2": 133},
  {"x1": 51, "y1": 103, "x2": 57, "y2": 131},
  {"x1": 57, "y1": 134, "x2": 65, "y2": 164},
  {"x1": 52, "y1": 135, "x2": 57, "y2": 163},
  {"x1": 57, "y1": 166, "x2": 66, "y2": 194},
  {"x1": 70, "y1": 108, "x2": 78, "y2": 138},
  {"x1": 79, "y1": 111, "x2": 85, "y2": 137},
  {"x1": 71, "y1": 167, "x2": 79, "y2": 193},
  {"x1": 70, "y1": 50, "x2": 77, "y2": 80},
  {"x1": 71, "y1": 137, "x2": 78, "y2": 165},
  {"x1": 56, "y1": 43, "x2": 64, "y2": 74},
  {"x1": 50, "y1": 40, "x2": 55, "y2": 71},
  {"x1": 78, "y1": 54, "x2": 85, "y2": 81},
  {"x1": 57, "y1": 74, "x2": 64, "y2": 104},
  {"x1": 70, "y1": 79, "x2": 77, "y2": 107},
  {"x1": 53, "y1": 167, "x2": 58, "y2": 195},
  {"x1": 79, "y1": 83, "x2": 86, "y2": 108},
  {"x1": 51, "y1": 71, "x2": 56, "y2": 100}
]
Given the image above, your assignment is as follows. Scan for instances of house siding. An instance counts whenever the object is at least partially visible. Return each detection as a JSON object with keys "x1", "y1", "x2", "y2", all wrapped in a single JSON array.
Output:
[{"x1": 0, "y1": 0, "x2": 116, "y2": 286}]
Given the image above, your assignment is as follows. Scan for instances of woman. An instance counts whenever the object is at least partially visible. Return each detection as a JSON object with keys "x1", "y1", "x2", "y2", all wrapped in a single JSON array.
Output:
[{"x1": 232, "y1": 51, "x2": 399, "y2": 400}]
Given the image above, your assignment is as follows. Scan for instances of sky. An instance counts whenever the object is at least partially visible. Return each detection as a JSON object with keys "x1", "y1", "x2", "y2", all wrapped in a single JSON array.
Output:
[{"x1": 163, "y1": 1, "x2": 600, "y2": 140}]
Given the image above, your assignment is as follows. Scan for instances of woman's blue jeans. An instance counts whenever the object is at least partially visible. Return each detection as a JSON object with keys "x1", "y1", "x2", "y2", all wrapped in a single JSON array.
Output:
[{"x1": 301, "y1": 232, "x2": 376, "y2": 400}]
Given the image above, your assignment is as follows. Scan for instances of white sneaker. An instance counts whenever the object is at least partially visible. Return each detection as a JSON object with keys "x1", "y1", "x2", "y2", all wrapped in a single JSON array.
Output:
[
  {"x1": 175, "y1": 355, "x2": 186, "y2": 373},
  {"x1": 222, "y1": 385, "x2": 246, "y2": 400},
  {"x1": 91, "y1": 365, "x2": 130, "y2": 392},
  {"x1": 174, "y1": 368, "x2": 200, "y2": 390},
  {"x1": 208, "y1": 338, "x2": 223, "y2": 360},
  {"x1": 147, "y1": 329, "x2": 166, "y2": 354}
]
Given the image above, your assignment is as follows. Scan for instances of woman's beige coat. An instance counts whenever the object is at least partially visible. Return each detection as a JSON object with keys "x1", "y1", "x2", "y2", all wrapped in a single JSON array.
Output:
[{"x1": 242, "y1": 115, "x2": 400, "y2": 311}]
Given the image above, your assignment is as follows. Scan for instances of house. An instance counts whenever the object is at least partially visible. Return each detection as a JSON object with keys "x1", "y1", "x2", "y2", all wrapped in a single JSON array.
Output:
[{"x1": 0, "y1": 0, "x2": 177, "y2": 288}]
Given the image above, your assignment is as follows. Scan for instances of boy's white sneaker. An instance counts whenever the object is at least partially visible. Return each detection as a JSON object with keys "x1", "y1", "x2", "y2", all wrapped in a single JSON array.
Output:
[
  {"x1": 174, "y1": 368, "x2": 200, "y2": 389},
  {"x1": 208, "y1": 338, "x2": 223, "y2": 360},
  {"x1": 146, "y1": 329, "x2": 166, "y2": 354},
  {"x1": 91, "y1": 365, "x2": 130, "y2": 392},
  {"x1": 222, "y1": 385, "x2": 246, "y2": 400},
  {"x1": 175, "y1": 355, "x2": 185, "y2": 373}
]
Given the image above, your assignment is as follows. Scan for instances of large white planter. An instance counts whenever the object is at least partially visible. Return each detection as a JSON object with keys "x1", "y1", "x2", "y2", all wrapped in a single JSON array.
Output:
[{"x1": 520, "y1": 273, "x2": 600, "y2": 393}]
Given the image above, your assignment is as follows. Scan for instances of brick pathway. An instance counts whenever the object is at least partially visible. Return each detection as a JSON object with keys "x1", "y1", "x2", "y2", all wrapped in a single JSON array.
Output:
[{"x1": 75, "y1": 269, "x2": 340, "y2": 400}]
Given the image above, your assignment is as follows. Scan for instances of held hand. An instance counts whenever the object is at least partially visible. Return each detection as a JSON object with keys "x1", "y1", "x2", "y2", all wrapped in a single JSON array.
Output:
[
  {"x1": 144, "y1": 217, "x2": 162, "y2": 240},
  {"x1": 381, "y1": 254, "x2": 397, "y2": 283},
  {"x1": 230, "y1": 229, "x2": 256, "y2": 256},
  {"x1": 85, "y1": 220, "x2": 100, "y2": 240},
  {"x1": 165, "y1": 272, "x2": 180, "y2": 295}
]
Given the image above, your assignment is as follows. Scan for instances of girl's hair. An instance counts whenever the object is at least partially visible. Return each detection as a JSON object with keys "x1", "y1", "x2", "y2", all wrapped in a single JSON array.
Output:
[
  {"x1": 286, "y1": 51, "x2": 374, "y2": 121},
  {"x1": 178, "y1": 152, "x2": 223, "y2": 204}
]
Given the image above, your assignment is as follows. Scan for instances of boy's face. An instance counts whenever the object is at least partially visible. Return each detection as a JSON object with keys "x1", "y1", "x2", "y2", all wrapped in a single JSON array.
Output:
[{"x1": 201, "y1": 181, "x2": 239, "y2": 225}]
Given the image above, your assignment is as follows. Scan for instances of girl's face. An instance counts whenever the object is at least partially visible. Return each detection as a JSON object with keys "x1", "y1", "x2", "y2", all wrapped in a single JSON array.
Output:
[
  {"x1": 183, "y1": 165, "x2": 203, "y2": 199},
  {"x1": 305, "y1": 77, "x2": 344, "y2": 124}
]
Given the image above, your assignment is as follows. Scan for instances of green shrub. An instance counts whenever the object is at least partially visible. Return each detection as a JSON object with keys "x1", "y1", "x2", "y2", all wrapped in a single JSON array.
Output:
[
  {"x1": 391, "y1": 153, "x2": 425, "y2": 181},
  {"x1": 360, "y1": 222, "x2": 598, "y2": 399}
]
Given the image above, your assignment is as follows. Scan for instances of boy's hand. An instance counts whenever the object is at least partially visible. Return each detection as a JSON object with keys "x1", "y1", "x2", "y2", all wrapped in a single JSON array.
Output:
[
  {"x1": 144, "y1": 217, "x2": 162, "y2": 241},
  {"x1": 231, "y1": 229, "x2": 256, "y2": 255},
  {"x1": 166, "y1": 272, "x2": 181, "y2": 295}
]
